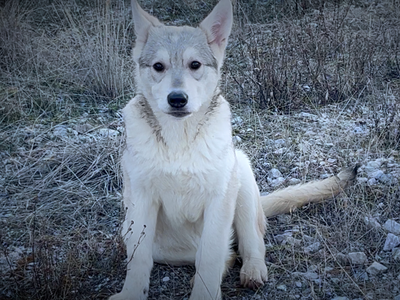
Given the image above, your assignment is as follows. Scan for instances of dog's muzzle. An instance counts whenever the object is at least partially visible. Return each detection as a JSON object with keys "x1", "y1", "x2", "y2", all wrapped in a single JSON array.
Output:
[{"x1": 167, "y1": 91, "x2": 191, "y2": 118}]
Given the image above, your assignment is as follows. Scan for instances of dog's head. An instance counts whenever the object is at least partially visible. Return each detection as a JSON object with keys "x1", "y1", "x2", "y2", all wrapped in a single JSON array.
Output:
[{"x1": 131, "y1": 0, "x2": 233, "y2": 119}]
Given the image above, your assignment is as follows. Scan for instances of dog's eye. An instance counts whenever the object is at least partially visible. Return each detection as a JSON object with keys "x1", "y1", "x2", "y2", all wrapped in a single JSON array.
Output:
[
  {"x1": 153, "y1": 62, "x2": 165, "y2": 72},
  {"x1": 190, "y1": 61, "x2": 201, "y2": 70}
]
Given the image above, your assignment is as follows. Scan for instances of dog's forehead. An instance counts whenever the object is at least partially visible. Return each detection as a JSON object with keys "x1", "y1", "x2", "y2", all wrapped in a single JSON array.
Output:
[{"x1": 142, "y1": 26, "x2": 216, "y2": 66}]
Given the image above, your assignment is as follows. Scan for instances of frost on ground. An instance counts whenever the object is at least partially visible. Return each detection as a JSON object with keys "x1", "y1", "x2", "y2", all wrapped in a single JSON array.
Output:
[{"x1": 1, "y1": 100, "x2": 399, "y2": 299}]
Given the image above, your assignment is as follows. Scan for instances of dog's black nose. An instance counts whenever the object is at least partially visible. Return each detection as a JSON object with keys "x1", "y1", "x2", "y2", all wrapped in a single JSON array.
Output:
[{"x1": 168, "y1": 92, "x2": 188, "y2": 109}]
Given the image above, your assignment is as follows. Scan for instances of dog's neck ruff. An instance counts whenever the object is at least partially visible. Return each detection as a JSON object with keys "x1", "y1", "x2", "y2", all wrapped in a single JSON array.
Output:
[{"x1": 135, "y1": 92, "x2": 222, "y2": 147}]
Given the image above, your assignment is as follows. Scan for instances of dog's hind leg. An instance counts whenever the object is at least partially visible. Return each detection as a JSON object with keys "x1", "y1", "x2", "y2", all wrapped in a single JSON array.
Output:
[{"x1": 234, "y1": 150, "x2": 268, "y2": 289}]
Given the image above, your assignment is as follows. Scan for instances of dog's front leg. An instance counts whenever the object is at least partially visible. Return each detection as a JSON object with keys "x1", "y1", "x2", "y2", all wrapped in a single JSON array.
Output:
[
  {"x1": 190, "y1": 171, "x2": 239, "y2": 300},
  {"x1": 110, "y1": 164, "x2": 159, "y2": 300}
]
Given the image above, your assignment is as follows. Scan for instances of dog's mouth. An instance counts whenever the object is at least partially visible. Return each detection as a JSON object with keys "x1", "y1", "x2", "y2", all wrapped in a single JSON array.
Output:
[{"x1": 167, "y1": 111, "x2": 192, "y2": 118}]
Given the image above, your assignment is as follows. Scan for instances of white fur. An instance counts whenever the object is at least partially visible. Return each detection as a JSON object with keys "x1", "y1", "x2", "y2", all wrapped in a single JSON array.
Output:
[{"x1": 109, "y1": 1, "x2": 357, "y2": 299}]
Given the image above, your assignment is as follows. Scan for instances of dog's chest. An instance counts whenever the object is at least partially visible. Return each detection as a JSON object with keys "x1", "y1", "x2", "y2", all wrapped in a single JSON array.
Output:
[{"x1": 128, "y1": 137, "x2": 232, "y2": 224}]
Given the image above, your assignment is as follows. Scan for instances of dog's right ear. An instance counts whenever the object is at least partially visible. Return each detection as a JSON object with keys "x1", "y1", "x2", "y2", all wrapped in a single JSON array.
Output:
[
  {"x1": 199, "y1": 0, "x2": 233, "y2": 68},
  {"x1": 131, "y1": 0, "x2": 162, "y2": 44}
]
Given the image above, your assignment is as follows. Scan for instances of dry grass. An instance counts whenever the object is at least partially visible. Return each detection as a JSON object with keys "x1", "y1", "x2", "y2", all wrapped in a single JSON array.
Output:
[{"x1": 0, "y1": 0, "x2": 399, "y2": 299}]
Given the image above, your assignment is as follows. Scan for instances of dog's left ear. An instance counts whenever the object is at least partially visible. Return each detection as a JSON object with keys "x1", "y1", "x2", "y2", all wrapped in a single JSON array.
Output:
[
  {"x1": 199, "y1": 0, "x2": 233, "y2": 68},
  {"x1": 131, "y1": 0, "x2": 162, "y2": 44}
]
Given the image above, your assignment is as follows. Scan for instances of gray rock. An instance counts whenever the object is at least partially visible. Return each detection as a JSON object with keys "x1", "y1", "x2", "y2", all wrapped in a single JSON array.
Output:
[
  {"x1": 288, "y1": 178, "x2": 301, "y2": 185},
  {"x1": 364, "y1": 159, "x2": 384, "y2": 176},
  {"x1": 232, "y1": 135, "x2": 242, "y2": 144},
  {"x1": 292, "y1": 271, "x2": 319, "y2": 281},
  {"x1": 269, "y1": 168, "x2": 283, "y2": 179},
  {"x1": 304, "y1": 242, "x2": 321, "y2": 254},
  {"x1": 393, "y1": 248, "x2": 400, "y2": 261},
  {"x1": 276, "y1": 214, "x2": 291, "y2": 224},
  {"x1": 357, "y1": 177, "x2": 368, "y2": 184},
  {"x1": 269, "y1": 177, "x2": 285, "y2": 187},
  {"x1": 354, "y1": 270, "x2": 369, "y2": 281},
  {"x1": 97, "y1": 128, "x2": 119, "y2": 137},
  {"x1": 75, "y1": 123, "x2": 94, "y2": 133},
  {"x1": 295, "y1": 281, "x2": 302, "y2": 288},
  {"x1": 327, "y1": 158, "x2": 337, "y2": 164},
  {"x1": 370, "y1": 170, "x2": 384, "y2": 180},
  {"x1": 383, "y1": 219, "x2": 400, "y2": 235},
  {"x1": 276, "y1": 284, "x2": 287, "y2": 291},
  {"x1": 366, "y1": 262, "x2": 387, "y2": 275},
  {"x1": 348, "y1": 252, "x2": 367, "y2": 265},
  {"x1": 383, "y1": 233, "x2": 400, "y2": 251},
  {"x1": 364, "y1": 216, "x2": 381, "y2": 229},
  {"x1": 335, "y1": 253, "x2": 350, "y2": 265},
  {"x1": 377, "y1": 173, "x2": 393, "y2": 184},
  {"x1": 274, "y1": 232, "x2": 292, "y2": 243},
  {"x1": 53, "y1": 125, "x2": 68, "y2": 137},
  {"x1": 283, "y1": 236, "x2": 302, "y2": 247},
  {"x1": 274, "y1": 139, "x2": 286, "y2": 146}
]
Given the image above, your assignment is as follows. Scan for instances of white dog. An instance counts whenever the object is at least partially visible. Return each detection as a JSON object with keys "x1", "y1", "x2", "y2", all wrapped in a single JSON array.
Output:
[{"x1": 110, "y1": 0, "x2": 357, "y2": 299}]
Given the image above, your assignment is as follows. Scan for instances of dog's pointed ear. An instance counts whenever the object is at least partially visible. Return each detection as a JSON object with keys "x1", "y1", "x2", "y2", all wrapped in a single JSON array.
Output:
[
  {"x1": 199, "y1": 0, "x2": 233, "y2": 66},
  {"x1": 131, "y1": 0, "x2": 162, "y2": 43}
]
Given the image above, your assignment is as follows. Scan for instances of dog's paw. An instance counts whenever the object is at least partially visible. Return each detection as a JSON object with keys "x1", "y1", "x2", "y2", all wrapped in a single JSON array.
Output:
[
  {"x1": 108, "y1": 293, "x2": 124, "y2": 300},
  {"x1": 240, "y1": 261, "x2": 268, "y2": 289},
  {"x1": 108, "y1": 291, "x2": 147, "y2": 300}
]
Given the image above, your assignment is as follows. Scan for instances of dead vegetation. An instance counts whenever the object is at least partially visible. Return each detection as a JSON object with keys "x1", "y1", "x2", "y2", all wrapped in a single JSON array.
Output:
[{"x1": 0, "y1": 0, "x2": 399, "y2": 299}]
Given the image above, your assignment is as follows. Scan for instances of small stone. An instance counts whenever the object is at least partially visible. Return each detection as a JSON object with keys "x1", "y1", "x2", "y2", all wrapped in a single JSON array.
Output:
[
  {"x1": 357, "y1": 177, "x2": 368, "y2": 184},
  {"x1": 377, "y1": 173, "x2": 393, "y2": 184},
  {"x1": 364, "y1": 216, "x2": 381, "y2": 229},
  {"x1": 393, "y1": 248, "x2": 400, "y2": 261},
  {"x1": 304, "y1": 242, "x2": 321, "y2": 254},
  {"x1": 162, "y1": 276, "x2": 170, "y2": 282},
  {"x1": 327, "y1": 158, "x2": 337, "y2": 164},
  {"x1": 367, "y1": 178, "x2": 377, "y2": 185},
  {"x1": 269, "y1": 168, "x2": 283, "y2": 179},
  {"x1": 274, "y1": 139, "x2": 286, "y2": 146},
  {"x1": 274, "y1": 232, "x2": 292, "y2": 243},
  {"x1": 75, "y1": 123, "x2": 93, "y2": 133},
  {"x1": 335, "y1": 253, "x2": 350, "y2": 265},
  {"x1": 295, "y1": 281, "x2": 302, "y2": 288},
  {"x1": 292, "y1": 271, "x2": 319, "y2": 281},
  {"x1": 330, "y1": 278, "x2": 340, "y2": 284},
  {"x1": 348, "y1": 252, "x2": 367, "y2": 265},
  {"x1": 364, "y1": 159, "x2": 383, "y2": 176},
  {"x1": 97, "y1": 128, "x2": 119, "y2": 137},
  {"x1": 53, "y1": 125, "x2": 68, "y2": 137},
  {"x1": 370, "y1": 170, "x2": 384, "y2": 180},
  {"x1": 269, "y1": 177, "x2": 285, "y2": 187},
  {"x1": 232, "y1": 135, "x2": 242, "y2": 144},
  {"x1": 277, "y1": 284, "x2": 287, "y2": 291},
  {"x1": 383, "y1": 219, "x2": 400, "y2": 235},
  {"x1": 366, "y1": 262, "x2": 387, "y2": 275},
  {"x1": 383, "y1": 233, "x2": 400, "y2": 251},
  {"x1": 354, "y1": 270, "x2": 369, "y2": 281},
  {"x1": 288, "y1": 178, "x2": 301, "y2": 185},
  {"x1": 283, "y1": 237, "x2": 302, "y2": 247},
  {"x1": 276, "y1": 215, "x2": 291, "y2": 224}
]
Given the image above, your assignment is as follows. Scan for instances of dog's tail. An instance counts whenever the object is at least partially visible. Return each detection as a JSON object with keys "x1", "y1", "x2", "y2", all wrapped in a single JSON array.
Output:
[{"x1": 261, "y1": 164, "x2": 360, "y2": 218}]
